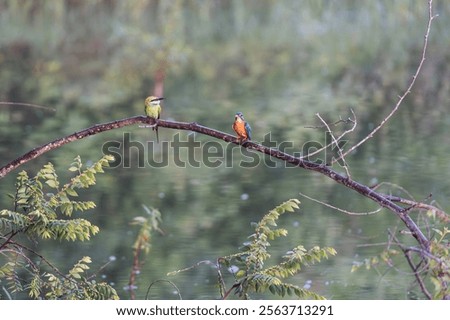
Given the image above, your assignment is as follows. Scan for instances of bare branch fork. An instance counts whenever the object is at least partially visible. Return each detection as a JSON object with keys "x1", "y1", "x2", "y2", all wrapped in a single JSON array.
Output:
[{"x1": 301, "y1": 109, "x2": 357, "y2": 162}]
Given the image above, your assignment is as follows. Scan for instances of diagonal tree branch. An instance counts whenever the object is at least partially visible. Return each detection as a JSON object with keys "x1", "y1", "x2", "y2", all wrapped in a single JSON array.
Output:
[
  {"x1": 0, "y1": 115, "x2": 430, "y2": 249},
  {"x1": 0, "y1": 116, "x2": 146, "y2": 179}
]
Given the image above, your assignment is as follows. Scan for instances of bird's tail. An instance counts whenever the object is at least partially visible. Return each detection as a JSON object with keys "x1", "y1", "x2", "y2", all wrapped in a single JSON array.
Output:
[{"x1": 153, "y1": 126, "x2": 159, "y2": 143}]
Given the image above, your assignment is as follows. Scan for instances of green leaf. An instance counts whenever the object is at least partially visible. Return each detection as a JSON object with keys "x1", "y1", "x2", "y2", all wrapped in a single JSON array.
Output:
[
  {"x1": 61, "y1": 203, "x2": 73, "y2": 216},
  {"x1": 81, "y1": 256, "x2": 92, "y2": 263},
  {"x1": 268, "y1": 284, "x2": 276, "y2": 295},
  {"x1": 71, "y1": 273, "x2": 82, "y2": 279},
  {"x1": 236, "y1": 270, "x2": 246, "y2": 278},
  {"x1": 65, "y1": 188, "x2": 78, "y2": 197},
  {"x1": 45, "y1": 179, "x2": 58, "y2": 188}
]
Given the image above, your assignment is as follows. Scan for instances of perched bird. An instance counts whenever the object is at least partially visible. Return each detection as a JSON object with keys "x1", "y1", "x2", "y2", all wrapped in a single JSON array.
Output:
[
  {"x1": 144, "y1": 96, "x2": 163, "y2": 143},
  {"x1": 232, "y1": 112, "x2": 252, "y2": 142}
]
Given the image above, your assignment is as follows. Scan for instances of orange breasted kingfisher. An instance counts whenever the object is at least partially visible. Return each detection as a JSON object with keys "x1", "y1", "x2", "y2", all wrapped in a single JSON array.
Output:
[
  {"x1": 144, "y1": 96, "x2": 163, "y2": 143},
  {"x1": 232, "y1": 112, "x2": 252, "y2": 142}
]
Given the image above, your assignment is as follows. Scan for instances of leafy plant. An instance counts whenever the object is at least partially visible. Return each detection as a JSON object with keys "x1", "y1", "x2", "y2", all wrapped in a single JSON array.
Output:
[
  {"x1": 351, "y1": 217, "x2": 449, "y2": 300},
  {"x1": 127, "y1": 205, "x2": 164, "y2": 299},
  {"x1": 170, "y1": 199, "x2": 337, "y2": 299},
  {"x1": 42, "y1": 256, "x2": 118, "y2": 300},
  {"x1": 428, "y1": 227, "x2": 450, "y2": 299},
  {"x1": 0, "y1": 155, "x2": 118, "y2": 299}
]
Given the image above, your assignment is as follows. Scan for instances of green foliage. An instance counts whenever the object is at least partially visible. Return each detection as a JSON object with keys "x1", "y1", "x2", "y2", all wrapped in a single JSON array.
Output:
[
  {"x1": 351, "y1": 248, "x2": 400, "y2": 273},
  {"x1": 131, "y1": 205, "x2": 163, "y2": 255},
  {"x1": 0, "y1": 155, "x2": 118, "y2": 299},
  {"x1": 428, "y1": 227, "x2": 449, "y2": 299},
  {"x1": 352, "y1": 225, "x2": 449, "y2": 300},
  {"x1": 221, "y1": 199, "x2": 336, "y2": 299},
  {"x1": 0, "y1": 155, "x2": 112, "y2": 241},
  {"x1": 127, "y1": 205, "x2": 164, "y2": 298},
  {"x1": 43, "y1": 257, "x2": 118, "y2": 300},
  {"x1": 172, "y1": 199, "x2": 336, "y2": 299}
]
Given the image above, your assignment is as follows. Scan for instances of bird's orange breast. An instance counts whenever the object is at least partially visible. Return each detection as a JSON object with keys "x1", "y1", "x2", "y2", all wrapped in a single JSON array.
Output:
[{"x1": 233, "y1": 120, "x2": 248, "y2": 139}]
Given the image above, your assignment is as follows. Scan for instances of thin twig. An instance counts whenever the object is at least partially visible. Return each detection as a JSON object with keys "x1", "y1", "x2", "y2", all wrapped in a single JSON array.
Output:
[
  {"x1": 166, "y1": 260, "x2": 217, "y2": 276},
  {"x1": 335, "y1": 0, "x2": 436, "y2": 162},
  {"x1": 86, "y1": 260, "x2": 113, "y2": 281},
  {"x1": 3, "y1": 239, "x2": 77, "y2": 287},
  {"x1": 372, "y1": 181, "x2": 449, "y2": 223},
  {"x1": 222, "y1": 282, "x2": 241, "y2": 300},
  {"x1": 144, "y1": 279, "x2": 182, "y2": 300},
  {"x1": 128, "y1": 238, "x2": 143, "y2": 300},
  {"x1": 404, "y1": 246, "x2": 448, "y2": 266},
  {"x1": 383, "y1": 194, "x2": 450, "y2": 223},
  {"x1": 216, "y1": 258, "x2": 228, "y2": 298},
  {"x1": 388, "y1": 230, "x2": 433, "y2": 299},
  {"x1": 372, "y1": 182, "x2": 416, "y2": 201},
  {"x1": 301, "y1": 109, "x2": 357, "y2": 161},
  {"x1": 298, "y1": 191, "x2": 382, "y2": 216},
  {"x1": 0, "y1": 231, "x2": 19, "y2": 251},
  {"x1": 402, "y1": 194, "x2": 433, "y2": 213},
  {"x1": 405, "y1": 250, "x2": 432, "y2": 299},
  {"x1": 315, "y1": 113, "x2": 351, "y2": 178},
  {"x1": 304, "y1": 115, "x2": 355, "y2": 129},
  {"x1": 0, "y1": 101, "x2": 56, "y2": 112},
  {"x1": 2, "y1": 286, "x2": 12, "y2": 300}
]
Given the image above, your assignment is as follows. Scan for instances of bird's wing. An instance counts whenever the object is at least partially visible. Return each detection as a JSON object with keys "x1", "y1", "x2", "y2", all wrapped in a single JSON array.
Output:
[{"x1": 245, "y1": 122, "x2": 252, "y2": 140}]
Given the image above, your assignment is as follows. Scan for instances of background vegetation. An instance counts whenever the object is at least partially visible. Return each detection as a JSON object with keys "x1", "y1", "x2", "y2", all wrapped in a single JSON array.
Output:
[{"x1": 1, "y1": 0, "x2": 449, "y2": 299}]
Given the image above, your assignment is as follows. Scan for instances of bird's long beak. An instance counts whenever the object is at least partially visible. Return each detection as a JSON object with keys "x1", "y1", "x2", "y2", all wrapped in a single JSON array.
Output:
[{"x1": 152, "y1": 97, "x2": 164, "y2": 102}]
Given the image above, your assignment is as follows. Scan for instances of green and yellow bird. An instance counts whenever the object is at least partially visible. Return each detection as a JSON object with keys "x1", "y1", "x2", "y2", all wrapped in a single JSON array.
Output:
[{"x1": 144, "y1": 96, "x2": 163, "y2": 143}]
